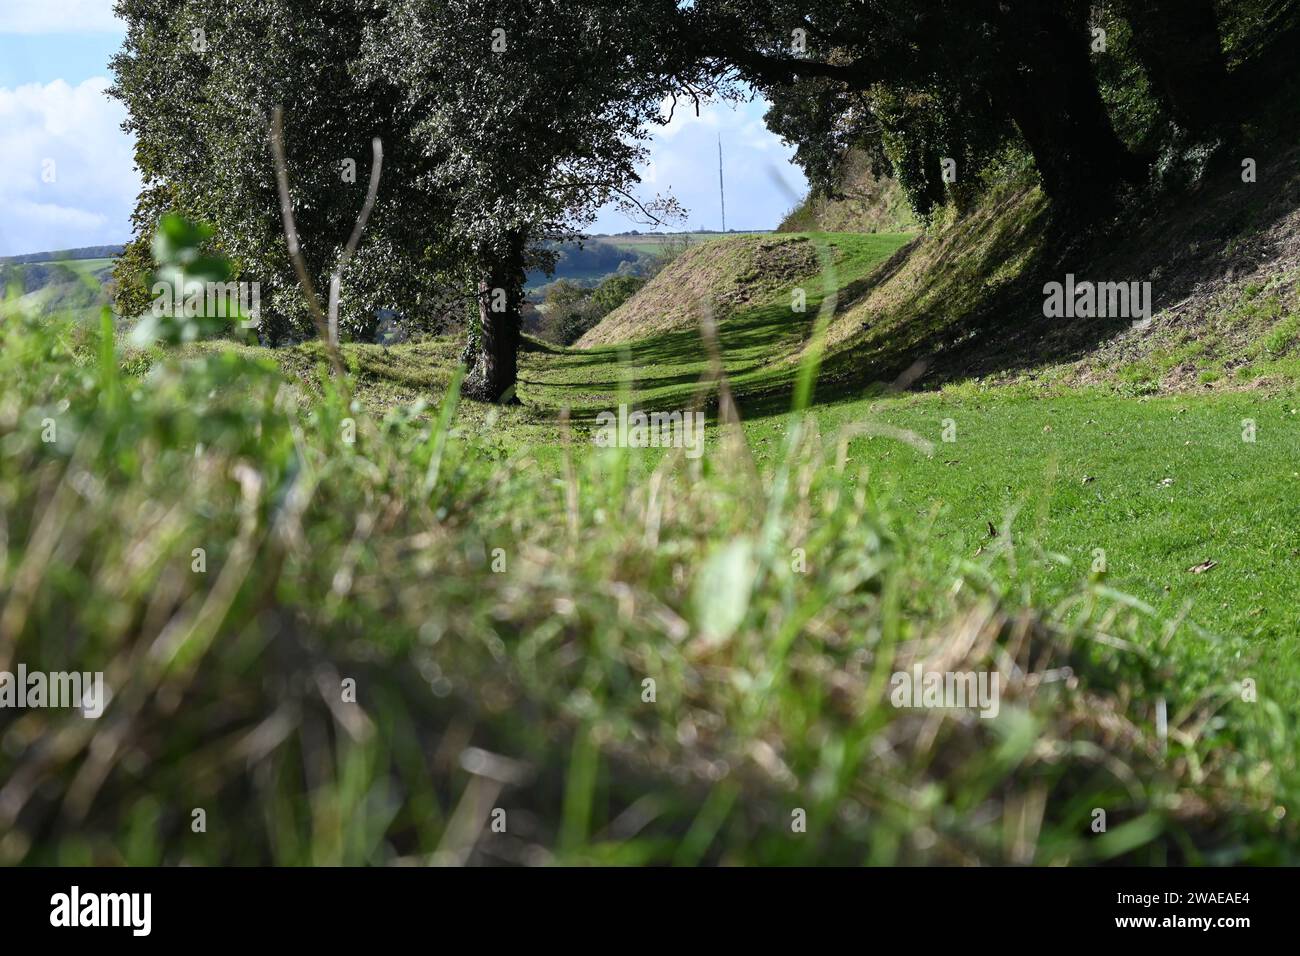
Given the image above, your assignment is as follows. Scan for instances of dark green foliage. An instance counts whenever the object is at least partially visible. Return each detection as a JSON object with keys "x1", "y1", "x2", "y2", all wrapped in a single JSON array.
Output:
[
  {"x1": 537, "y1": 273, "x2": 647, "y2": 345},
  {"x1": 693, "y1": 0, "x2": 1279, "y2": 222},
  {"x1": 107, "y1": 180, "x2": 172, "y2": 319},
  {"x1": 111, "y1": 0, "x2": 697, "y2": 396},
  {"x1": 110, "y1": 0, "x2": 458, "y2": 344},
  {"x1": 127, "y1": 214, "x2": 258, "y2": 346},
  {"x1": 544, "y1": 282, "x2": 602, "y2": 346},
  {"x1": 590, "y1": 274, "x2": 647, "y2": 314},
  {"x1": 527, "y1": 240, "x2": 648, "y2": 287},
  {"x1": 360, "y1": 0, "x2": 694, "y2": 399}
]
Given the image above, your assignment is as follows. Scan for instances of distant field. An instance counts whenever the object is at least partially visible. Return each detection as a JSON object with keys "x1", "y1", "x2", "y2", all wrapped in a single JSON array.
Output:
[
  {"x1": 525, "y1": 233, "x2": 772, "y2": 295},
  {"x1": 43, "y1": 256, "x2": 116, "y2": 274},
  {"x1": 0, "y1": 256, "x2": 115, "y2": 323},
  {"x1": 2, "y1": 256, "x2": 115, "y2": 280},
  {"x1": 595, "y1": 231, "x2": 772, "y2": 257},
  {"x1": 4, "y1": 243, "x2": 769, "y2": 309},
  {"x1": 525, "y1": 265, "x2": 619, "y2": 292}
]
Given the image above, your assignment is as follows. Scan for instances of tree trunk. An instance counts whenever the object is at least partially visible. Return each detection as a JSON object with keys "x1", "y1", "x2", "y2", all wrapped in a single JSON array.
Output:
[
  {"x1": 1122, "y1": 0, "x2": 1235, "y2": 141},
  {"x1": 992, "y1": 2, "x2": 1146, "y2": 213},
  {"x1": 1229, "y1": 5, "x2": 1300, "y2": 112},
  {"x1": 464, "y1": 230, "x2": 526, "y2": 403}
]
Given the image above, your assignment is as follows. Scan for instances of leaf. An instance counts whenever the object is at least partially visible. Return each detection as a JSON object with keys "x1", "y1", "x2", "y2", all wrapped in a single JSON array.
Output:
[
  {"x1": 128, "y1": 311, "x2": 229, "y2": 347},
  {"x1": 151, "y1": 213, "x2": 214, "y2": 266},
  {"x1": 1091, "y1": 813, "x2": 1166, "y2": 861},
  {"x1": 692, "y1": 537, "x2": 756, "y2": 645}
]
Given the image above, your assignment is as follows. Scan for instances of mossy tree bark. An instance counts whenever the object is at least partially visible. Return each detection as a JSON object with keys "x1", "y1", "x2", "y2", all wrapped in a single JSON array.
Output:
[{"x1": 464, "y1": 230, "x2": 527, "y2": 404}]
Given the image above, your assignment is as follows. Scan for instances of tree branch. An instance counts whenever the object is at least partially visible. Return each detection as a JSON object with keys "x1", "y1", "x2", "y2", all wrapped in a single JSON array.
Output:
[
  {"x1": 328, "y1": 136, "x2": 384, "y2": 347},
  {"x1": 268, "y1": 106, "x2": 346, "y2": 377}
]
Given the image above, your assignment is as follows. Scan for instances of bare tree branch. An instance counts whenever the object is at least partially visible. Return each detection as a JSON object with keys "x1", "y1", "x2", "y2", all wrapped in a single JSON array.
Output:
[
  {"x1": 268, "y1": 105, "x2": 346, "y2": 377},
  {"x1": 563, "y1": 180, "x2": 681, "y2": 228},
  {"x1": 328, "y1": 136, "x2": 384, "y2": 347}
]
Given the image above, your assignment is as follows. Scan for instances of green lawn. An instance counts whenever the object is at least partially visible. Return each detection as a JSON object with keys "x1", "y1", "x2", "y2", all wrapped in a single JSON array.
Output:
[
  {"x1": 527, "y1": 231, "x2": 915, "y2": 411},
  {"x1": 517, "y1": 374, "x2": 1300, "y2": 703},
  {"x1": 750, "y1": 388, "x2": 1300, "y2": 693},
  {"x1": 528, "y1": 229, "x2": 1295, "y2": 704}
]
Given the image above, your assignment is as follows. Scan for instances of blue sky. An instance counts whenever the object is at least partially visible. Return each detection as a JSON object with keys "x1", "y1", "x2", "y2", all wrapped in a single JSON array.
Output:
[{"x1": 0, "y1": 0, "x2": 807, "y2": 257}]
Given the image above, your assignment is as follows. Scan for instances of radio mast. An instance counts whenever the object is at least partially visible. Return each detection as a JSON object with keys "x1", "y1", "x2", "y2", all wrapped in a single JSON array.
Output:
[{"x1": 718, "y1": 134, "x2": 726, "y2": 233}]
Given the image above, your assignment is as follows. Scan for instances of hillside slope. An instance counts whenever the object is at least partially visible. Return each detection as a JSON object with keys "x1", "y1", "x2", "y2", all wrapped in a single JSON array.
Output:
[
  {"x1": 0, "y1": 257, "x2": 115, "y2": 323},
  {"x1": 581, "y1": 148, "x2": 1300, "y2": 399},
  {"x1": 577, "y1": 234, "x2": 825, "y2": 347},
  {"x1": 778, "y1": 149, "x2": 918, "y2": 234}
]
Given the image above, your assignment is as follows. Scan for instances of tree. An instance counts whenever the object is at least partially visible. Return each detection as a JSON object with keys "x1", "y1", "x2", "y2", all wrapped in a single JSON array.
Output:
[
  {"x1": 110, "y1": 0, "x2": 461, "y2": 343},
  {"x1": 540, "y1": 279, "x2": 600, "y2": 345},
  {"x1": 591, "y1": 274, "x2": 646, "y2": 314},
  {"x1": 981, "y1": 0, "x2": 1147, "y2": 206},
  {"x1": 112, "y1": 0, "x2": 699, "y2": 395},
  {"x1": 689, "y1": 0, "x2": 1235, "y2": 220},
  {"x1": 361, "y1": 0, "x2": 693, "y2": 401}
]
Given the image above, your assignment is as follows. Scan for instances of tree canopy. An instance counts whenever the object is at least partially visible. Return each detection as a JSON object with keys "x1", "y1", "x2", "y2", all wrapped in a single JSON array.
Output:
[
  {"x1": 688, "y1": 0, "x2": 1257, "y2": 217},
  {"x1": 111, "y1": 0, "x2": 456, "y2": 344},
  {"x1": 112, "y1": 0, "x2": 702, "y2": 399}
]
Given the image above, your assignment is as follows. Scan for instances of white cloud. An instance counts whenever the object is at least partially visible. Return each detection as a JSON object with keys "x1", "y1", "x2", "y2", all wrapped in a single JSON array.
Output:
[
  {"x1": 8, "y1": 198, "x2": 108, "y2": 230},
  {"x1": 0, "y1": 77, "x2": 139, "y2": 255},
  {"x1": 0, "y1": 0, "x2": 122, "y2": 33}
]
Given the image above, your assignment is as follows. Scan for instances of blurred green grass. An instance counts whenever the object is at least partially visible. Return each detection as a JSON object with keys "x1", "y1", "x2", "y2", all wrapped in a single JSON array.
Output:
[{"x1": 1, "y1": 297, "x2": 1296, "y2": 865}]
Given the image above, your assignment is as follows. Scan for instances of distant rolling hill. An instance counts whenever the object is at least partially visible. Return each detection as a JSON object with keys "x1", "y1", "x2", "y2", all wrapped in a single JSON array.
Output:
[
  {"x1": 0, "y1": 235, "x2": 768, "y2": 321},
  {"x1": 0, "y1": 245, "x2": 124, "y2": 267},
  {"x1": 1, "y1": 247, "x2": 122, "y2": 322},
  {"x1": 526, "y1": 233, "x2": 774, "y2": 297},
  {"x1": 2, "y1": 241, "x2": 635, "y2": 314}
]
